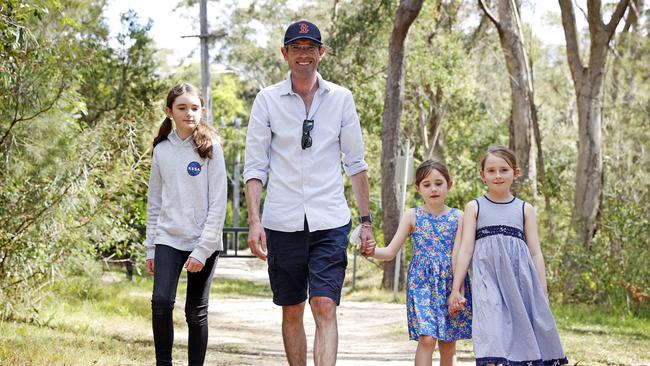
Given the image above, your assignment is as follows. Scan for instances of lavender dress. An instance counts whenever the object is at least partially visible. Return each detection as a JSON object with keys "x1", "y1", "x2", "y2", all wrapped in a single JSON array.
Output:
[{"x1": 472, "y1": 195, "x2": 567, "y2": 366}]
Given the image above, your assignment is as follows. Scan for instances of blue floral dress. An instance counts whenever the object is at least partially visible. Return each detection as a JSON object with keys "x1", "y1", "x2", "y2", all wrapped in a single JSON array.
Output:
[{"x1": 406, "y1": 207, "x2": 472, "y2": 342}]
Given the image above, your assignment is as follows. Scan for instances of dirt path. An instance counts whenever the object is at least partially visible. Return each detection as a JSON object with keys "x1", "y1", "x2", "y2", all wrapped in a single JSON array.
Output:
[{"x1": 187, "y1": 256, "x2": 476, "y2": 365}]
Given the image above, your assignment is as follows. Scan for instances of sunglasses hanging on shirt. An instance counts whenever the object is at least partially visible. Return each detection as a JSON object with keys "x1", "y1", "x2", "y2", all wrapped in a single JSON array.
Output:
[{"x1": 302, "y1": 119, "x2": 314, "y2": 149}]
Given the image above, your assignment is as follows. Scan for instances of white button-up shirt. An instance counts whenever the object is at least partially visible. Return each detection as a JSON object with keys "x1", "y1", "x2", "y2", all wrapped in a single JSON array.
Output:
[{"x1": 244, "y1": 73, "x2": 368, "y2": 232}]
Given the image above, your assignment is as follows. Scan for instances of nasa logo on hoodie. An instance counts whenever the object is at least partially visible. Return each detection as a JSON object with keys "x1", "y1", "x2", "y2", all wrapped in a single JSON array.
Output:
[{"x1": 187, "y1": 161, "x2": 202, "y2": 176}]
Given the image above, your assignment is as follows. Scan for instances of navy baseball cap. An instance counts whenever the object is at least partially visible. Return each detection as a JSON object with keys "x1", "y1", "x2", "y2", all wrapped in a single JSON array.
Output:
[{"x1": 283, "y1": 20, "x2": 322, "y2": 45}]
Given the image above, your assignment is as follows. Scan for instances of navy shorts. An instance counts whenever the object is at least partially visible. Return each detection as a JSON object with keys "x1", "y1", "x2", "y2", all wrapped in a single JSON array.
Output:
[{"x1": 265, "y1": 219, "x2": 352, "y2": 306}]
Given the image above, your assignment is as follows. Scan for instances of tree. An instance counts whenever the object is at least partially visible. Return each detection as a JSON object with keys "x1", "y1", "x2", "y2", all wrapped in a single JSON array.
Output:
[
  {"x1": 558, "y1": 0, "x2": 631, "y2": 246},
  {"x1": 478, "y1": 0, "x2": 538, "y2": 195},
  {"x1": 380, "y1": 0, "x2": 424, "y2": 289},
  {"x1": 402, "y1": 1, "x2": 491, "y2": 162},
  {"x1": 0, "y1": 0, "x2": 164, "y2": 317}
]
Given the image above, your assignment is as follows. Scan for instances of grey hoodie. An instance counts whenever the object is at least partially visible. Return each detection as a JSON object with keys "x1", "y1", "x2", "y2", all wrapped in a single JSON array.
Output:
[{"x1": 145, "y1": 130, "x2": 227, "y2": 264}]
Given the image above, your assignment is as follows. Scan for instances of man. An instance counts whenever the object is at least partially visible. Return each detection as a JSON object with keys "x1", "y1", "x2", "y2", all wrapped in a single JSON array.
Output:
[{"x1": 243, "y1": 19, "x2": 374, "y2": 366}]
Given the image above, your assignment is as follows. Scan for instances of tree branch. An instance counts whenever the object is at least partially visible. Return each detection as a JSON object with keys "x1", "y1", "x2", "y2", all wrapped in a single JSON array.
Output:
[
  {"x1": 10, "y1": 150, "x2": 99, "y2": 242},
  {"x1": 605, "y1": 0, "x2": 631, "y2": 38},
  {"x1": 622, "y1": 0, "x2": 642, "y2": 33},
  {"x1": 478, "y1": 0, "x2": 501, "y2": 28},
  {"x1": 559, "y1": 0, "x2": 585, "y2": 86},
  {"x1": 415, "y1": 87, "x2": 430, "y2": 151},
  {"x1": 0, "y1": 81, "x2": 67, "y2": 147},
  {"x1": 464, "y1": 12, "x2": 489, "y2": 52},
  {"x1": 576, "y1": 0, "x2": 590, "y2": 23},
  {"x1": 587, "y1": 0, "x2": 605, "y2": 35}
]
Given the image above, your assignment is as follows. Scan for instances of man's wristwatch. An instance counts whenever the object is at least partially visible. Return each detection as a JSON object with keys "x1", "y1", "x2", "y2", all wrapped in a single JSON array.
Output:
[{"x1": 360, "y1": 214, "x2": 373, "y2": 225}]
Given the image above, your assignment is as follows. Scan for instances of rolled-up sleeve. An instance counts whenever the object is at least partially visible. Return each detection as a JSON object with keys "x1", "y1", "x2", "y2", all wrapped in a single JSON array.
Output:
[
  {"x1": 339, "y1": 91, "x2": 368, "y2": 176},
  {"x1": 243, "y1": 94, "x2": 272, "y2": 186}
]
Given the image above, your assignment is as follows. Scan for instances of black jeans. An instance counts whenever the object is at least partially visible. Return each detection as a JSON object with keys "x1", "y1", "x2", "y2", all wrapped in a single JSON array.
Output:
[{"x1": 151, "y1": 244, "x2": 218, "y2": 366}]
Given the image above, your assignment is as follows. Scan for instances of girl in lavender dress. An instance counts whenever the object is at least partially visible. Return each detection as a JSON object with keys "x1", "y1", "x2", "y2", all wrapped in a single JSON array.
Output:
[
  {"x1": 449, "y1": 146, "x2": 568, "y2": 366},
  {"x1": 369, "y1": 160, "x2": 471, "y2": 366}
]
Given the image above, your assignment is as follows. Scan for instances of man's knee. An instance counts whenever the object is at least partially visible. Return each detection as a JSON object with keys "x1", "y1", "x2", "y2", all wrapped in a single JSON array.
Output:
[
  {"x1": 185, "y1": 303, "x2": 208, "y2": 327},
  {"x1": 282, "y1": 302, "x2": 305, "y2": 323},
  {"x1": 310, "y1": 296, "x2": 336, "y2": 323}
]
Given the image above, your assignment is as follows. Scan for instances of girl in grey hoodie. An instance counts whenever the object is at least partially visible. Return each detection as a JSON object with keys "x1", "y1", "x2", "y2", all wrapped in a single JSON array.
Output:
[{"x1": 145, "y1": 83, "x2": 227, "y2": 366}]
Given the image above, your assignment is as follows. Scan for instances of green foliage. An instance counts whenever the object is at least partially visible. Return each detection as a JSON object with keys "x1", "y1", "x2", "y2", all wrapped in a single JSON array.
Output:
[
  {"x1": 3, "y1": 0, "x2": 646, "y2": 320},
  {"x1": 202, "y1": 0, "x2": 649, "y2": 310},
  {"x1": 321, "y1": 0, "x2": 393, "y2": 230},
  {"x1": 537, "y1": 15, "x2": 650, "y2": 307},
  {"x1": 211, "y1": 0, "x2": 304, "y2": 88},
  {"x1": 0, "y1": 0, "x2": 164, "y2": 319}
]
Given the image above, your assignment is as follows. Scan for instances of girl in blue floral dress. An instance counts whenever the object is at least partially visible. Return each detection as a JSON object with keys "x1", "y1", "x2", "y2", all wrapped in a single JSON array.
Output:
[{"x1": 369, "y1": 160, "x2": 472, "y2": 366}]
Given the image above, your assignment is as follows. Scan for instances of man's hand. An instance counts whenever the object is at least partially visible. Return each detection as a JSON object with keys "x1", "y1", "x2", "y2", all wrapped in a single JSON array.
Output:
[
  {"x1": 185, "y1": 256, "x2": 205, "y2": 273},
  {"x1": 361, "y1": 239, "x2": 376, "y2": 258},
  {"x1": 248, "y1": 221, "x2": 267, "y2": 260},
  {"x1": 359, "y1": 225, "x2": 375, "y2": 257}
]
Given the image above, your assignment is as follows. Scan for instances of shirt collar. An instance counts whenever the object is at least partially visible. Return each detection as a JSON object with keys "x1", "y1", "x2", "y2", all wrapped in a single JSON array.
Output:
[{"x1": 280, "y1": 72, "x2": 331, "y2": 96}]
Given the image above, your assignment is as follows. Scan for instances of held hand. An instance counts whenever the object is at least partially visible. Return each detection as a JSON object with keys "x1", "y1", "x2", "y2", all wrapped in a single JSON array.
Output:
[
  {"x1": 146, "y1": 259, "x2": 155, "y2": 276},
  {"x1": 185, "y1": 256, "x2": 205, "y2": 273},
  {"x1": 247, "y1": 222, "x2": 267, "y2": 260},
  {"x1": 448, "y1": 290, "x2": 467, "y2": 316},
  {"x1": 362, "y1": 239, "x2": 376, "y2": 258},
  {"x1": 359, "y1": 225, "x2": 375, "y2": 257}
]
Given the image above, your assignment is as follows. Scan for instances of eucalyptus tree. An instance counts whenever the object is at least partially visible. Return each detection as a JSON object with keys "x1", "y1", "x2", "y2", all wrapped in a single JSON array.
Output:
[
  {"x1": 558, "y1": 0, "x2": 631, "y2": 247},
  {"x1": 595, "y1": 0, "x2": 650, "y2": 303},
  {"x1": 478, "y1": 0, "x2": 538, "y2": 196},
  {"x1": 380, "y1": 0, "x2": 424, "y2": 288}
]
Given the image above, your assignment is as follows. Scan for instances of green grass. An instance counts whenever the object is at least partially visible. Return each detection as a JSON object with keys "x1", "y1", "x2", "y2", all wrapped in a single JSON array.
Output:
[
  {"x1": 343, "y1": 252, "x2": 408, "y2": 303},
  {"x1": 213, "y1": 277, "x2": 273, "y2": 298},
  {"x1": 554, "y1": 304, "x2": 650, "y2": 365},
  {"x1": 0, "y1": 274, "x2": 155, "y2": 365},
  {"x1": 0, "y1": 320, "x2": 154, "y2": 366},
  {"x1": 0, "y1": 272, "x2": 274, "y2": 366}
]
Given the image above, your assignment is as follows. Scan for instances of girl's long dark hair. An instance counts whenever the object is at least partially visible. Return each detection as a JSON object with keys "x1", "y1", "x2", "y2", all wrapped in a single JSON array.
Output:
[{"x1": 152, "y1": 83, "x2": 219, "y2": 159}]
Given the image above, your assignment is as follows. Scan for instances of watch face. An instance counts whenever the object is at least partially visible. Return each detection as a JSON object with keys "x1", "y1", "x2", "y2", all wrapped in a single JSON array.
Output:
[{"x1": 360, "y1": 215, "x2": 372, "y2": 223}]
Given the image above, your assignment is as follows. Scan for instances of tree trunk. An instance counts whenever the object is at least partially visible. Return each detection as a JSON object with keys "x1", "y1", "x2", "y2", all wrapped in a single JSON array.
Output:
[
  {"x1": 381, "y1": 0, "x2": 424, "y2": 289},
  {"x1": 479, "y1": 0, "x2": 537, "y2": 196},
  {"x1": 416, "y1": 84, "x2": 446, "y2": 160},
  {"x1": 558, "y1": 0, "x2": 630, "y2": 247}
]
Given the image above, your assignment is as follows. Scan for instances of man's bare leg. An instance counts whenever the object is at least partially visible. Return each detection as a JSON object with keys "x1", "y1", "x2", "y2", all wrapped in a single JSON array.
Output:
[
  {"x1": 282, "y1": 302, "x2": 307, "y2": 366},
  {"x1": 310, "y1": 296, "x2": 338, "y2": 366}
]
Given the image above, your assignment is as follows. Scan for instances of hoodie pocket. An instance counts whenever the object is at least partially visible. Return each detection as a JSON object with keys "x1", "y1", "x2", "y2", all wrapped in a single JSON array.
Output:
[{"x1": 158, "y1": 208, "x2": 202, "y2": 238}]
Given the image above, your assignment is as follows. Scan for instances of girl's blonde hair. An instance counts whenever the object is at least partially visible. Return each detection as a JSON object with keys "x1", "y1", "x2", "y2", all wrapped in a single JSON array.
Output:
[
  {"x1": 480, "y1": 145, "x2": 518, "y2": 170},
  {"x1": 153, "y1": 83, "x2": 218, "y2": 159},
  {"x1": 415, "y1": 159, "x2": 451, "y2": 186}
]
